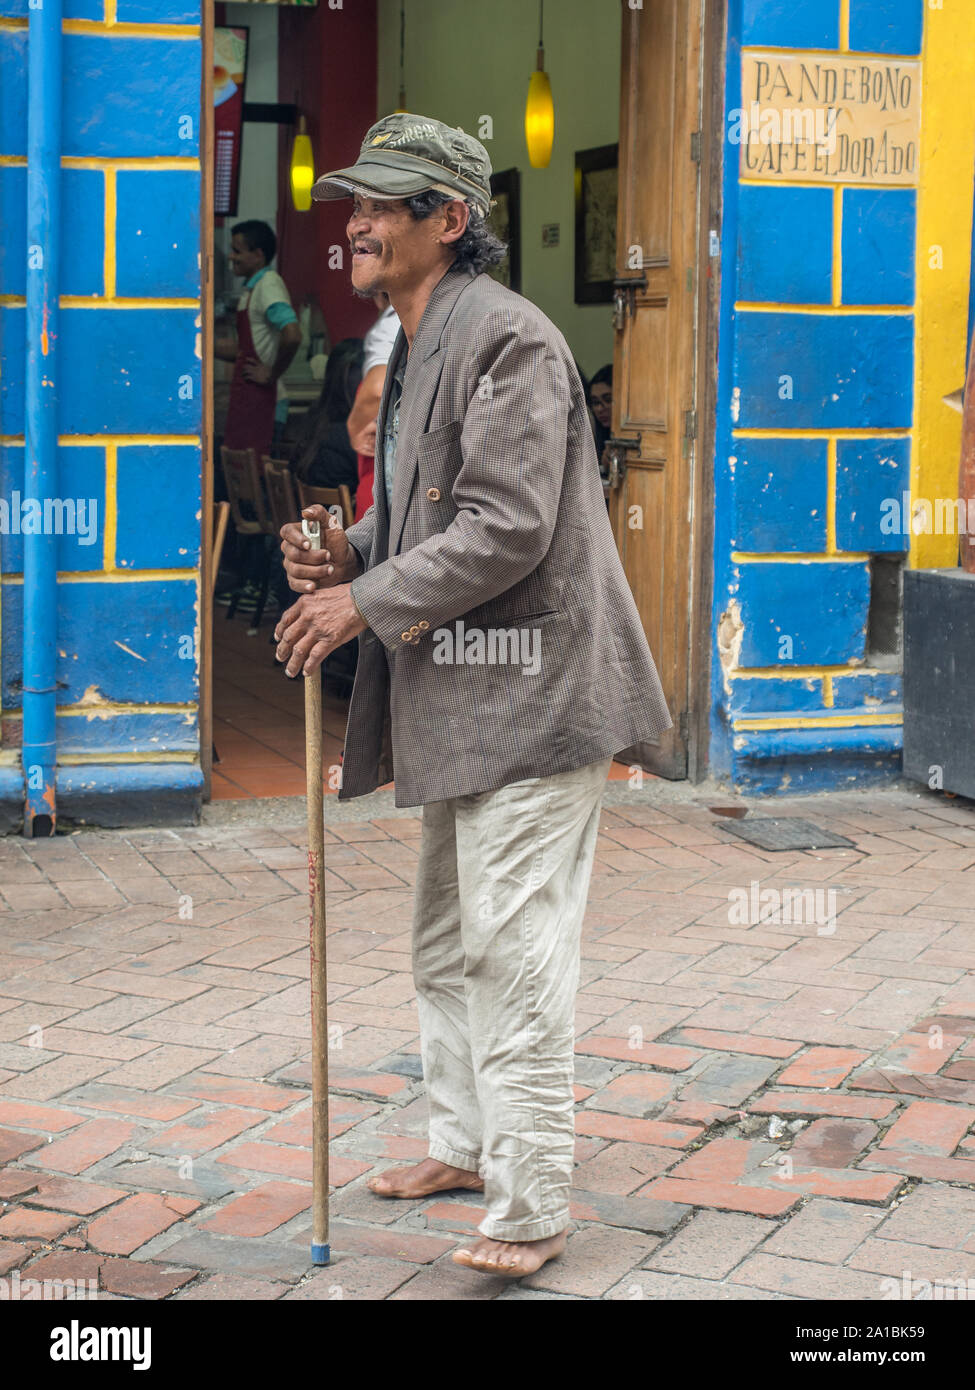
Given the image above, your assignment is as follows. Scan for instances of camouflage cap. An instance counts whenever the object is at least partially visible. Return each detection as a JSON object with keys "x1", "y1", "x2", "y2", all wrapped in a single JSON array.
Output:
[{"x1": 311, "y1": 112, "x2": 493, "y2": 216}]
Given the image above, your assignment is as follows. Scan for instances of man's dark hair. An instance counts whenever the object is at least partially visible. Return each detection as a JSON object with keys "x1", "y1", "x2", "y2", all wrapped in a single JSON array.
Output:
[
  {"x1": 406, "y1": 190, "x2": 507, "y2": 276},
  {"x1": 232, "y1": 219, "x2": 277, "y2": 264}
]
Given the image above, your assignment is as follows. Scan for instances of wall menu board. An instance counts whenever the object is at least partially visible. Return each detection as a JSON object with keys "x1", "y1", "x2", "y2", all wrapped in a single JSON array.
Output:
[
  {"x1": 738, "y1": 50, "x2": 921, "y2": 185},
  {"x1": 214, "y1": 27, "x2": 249, "y2": 217}
]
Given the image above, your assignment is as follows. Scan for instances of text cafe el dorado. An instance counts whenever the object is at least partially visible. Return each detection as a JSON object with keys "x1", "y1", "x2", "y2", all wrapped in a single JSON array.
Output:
[{"x1": 734, "y1": 51, "x2": 921, "y2": 185}]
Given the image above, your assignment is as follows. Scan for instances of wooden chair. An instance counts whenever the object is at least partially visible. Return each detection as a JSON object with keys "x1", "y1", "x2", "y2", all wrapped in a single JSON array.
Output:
[
  {"x1": 209, "y1": 501, "x2": 231, "y2": 767},
  {"x1": 296, "y1": 479, "x2": 354, "y2": 530},
  {"x1": 221, "y1": 445, "x2": 269, "y2": 533},
  {"x1": 211, "y1": 500, "x2": 231, "y2": 596},
  {"x1": 261, "y1": 456, "x2": 300, "y2": 538},
  {"x1": 219, "y1": 445, "x2": 273, "y2": 629}
]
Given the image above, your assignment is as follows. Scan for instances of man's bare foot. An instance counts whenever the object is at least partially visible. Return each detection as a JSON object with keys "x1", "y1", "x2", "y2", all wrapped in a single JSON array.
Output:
[
  {"x1": 366, "y1": 1157, "x2": 484, "y2": 1199},
  {"x1": 452, "y1": 1230, "x2": 567, "y2": 1277}
]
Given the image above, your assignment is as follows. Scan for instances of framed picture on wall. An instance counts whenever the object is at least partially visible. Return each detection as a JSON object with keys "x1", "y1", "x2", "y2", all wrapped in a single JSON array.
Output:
[
  {"x1": 486, "y1": 168, "x2": 521, "y2": 295},
  {"x1": 574, "y1": 143, "x2": 618, "y2": 304}
]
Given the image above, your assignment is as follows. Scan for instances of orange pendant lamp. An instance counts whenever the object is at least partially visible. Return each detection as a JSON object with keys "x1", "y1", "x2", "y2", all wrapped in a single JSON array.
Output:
[
  {"x1": 290, "y1": 115, "x2": 315, "y2": 212},
  {"x1": 525, "y1": 0, "x2": 554, "y2": 168}
]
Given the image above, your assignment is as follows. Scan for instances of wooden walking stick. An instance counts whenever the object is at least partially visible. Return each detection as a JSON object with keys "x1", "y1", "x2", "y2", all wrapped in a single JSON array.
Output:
[{"x1": 302, "y1": 516, "x2": 330, "y2": 1266}]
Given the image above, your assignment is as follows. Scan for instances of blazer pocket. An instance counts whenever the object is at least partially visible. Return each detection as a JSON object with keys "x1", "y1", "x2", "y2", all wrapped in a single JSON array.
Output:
[
  {"x1": 417, "y1": 419, "x2": 463, "y2": 458},
  {"x1": 416, "y1": 420, "x2": 463, "y2": 512}
]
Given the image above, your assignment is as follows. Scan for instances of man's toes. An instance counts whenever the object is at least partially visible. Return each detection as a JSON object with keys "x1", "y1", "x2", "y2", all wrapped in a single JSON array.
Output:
[
  {"x1": 466, "y1": 1243, "x2": 498, "y2": 1271},
  {"x1": 368, "y1": 1174, "x2": 403, "y2": 1196},
  {"x1": 484, "y1": 1244, "x2": 515, "y2": 1272}
]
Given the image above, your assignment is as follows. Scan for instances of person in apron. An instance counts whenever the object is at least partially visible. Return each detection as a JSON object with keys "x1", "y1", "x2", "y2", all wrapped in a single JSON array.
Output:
[{"x1": 218, "y1": 220, "x2": 301, "y2": 458}]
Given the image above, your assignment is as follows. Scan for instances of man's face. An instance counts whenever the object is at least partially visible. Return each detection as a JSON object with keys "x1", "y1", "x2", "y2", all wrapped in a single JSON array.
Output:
[
  {"x1": 229, "y1": 233, "x2": 265, "y2": 280},
  {"x1": 346, "y1": 194, "x2": 464, "y2": 298}
]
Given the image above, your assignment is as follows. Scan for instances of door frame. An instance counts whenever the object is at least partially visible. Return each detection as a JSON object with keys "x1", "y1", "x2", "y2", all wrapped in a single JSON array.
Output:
[
  {"x1": 685, "y1": 0, "x2": 725, "y2": 783},
  {"x1": 199, "y1": 0, "x2": 215, "y2": 799}
]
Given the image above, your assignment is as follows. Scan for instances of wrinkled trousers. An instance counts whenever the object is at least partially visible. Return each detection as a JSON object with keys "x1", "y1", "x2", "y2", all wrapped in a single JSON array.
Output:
[{"x1": 412, "y1": 757, "x2": 612, "y2": 1240}]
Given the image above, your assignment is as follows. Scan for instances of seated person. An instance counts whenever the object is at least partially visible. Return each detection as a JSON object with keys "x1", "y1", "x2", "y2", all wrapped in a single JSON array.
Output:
[{"x1": 291, "y1": 337, "x2": 364, "y2": 493}]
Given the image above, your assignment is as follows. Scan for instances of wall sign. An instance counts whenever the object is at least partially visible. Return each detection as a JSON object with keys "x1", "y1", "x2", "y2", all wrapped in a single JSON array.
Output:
[
  {"x1": 213, "y1": 26, "x2": 248, "y2": 217},
  {"x1": 738, "y1": 49, "x2": 921, "y2": 185}
]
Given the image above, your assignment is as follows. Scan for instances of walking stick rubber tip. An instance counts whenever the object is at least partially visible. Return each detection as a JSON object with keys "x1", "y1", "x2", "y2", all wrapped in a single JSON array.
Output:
[{"x1": 311, "y1": 1243, "x2": 330, "y2": 1266}]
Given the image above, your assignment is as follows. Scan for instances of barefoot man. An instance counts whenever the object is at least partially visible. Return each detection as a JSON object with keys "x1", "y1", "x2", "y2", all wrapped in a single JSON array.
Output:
[{"x1": 274, "y1": 114, "x2": 671, "y2": 1279}]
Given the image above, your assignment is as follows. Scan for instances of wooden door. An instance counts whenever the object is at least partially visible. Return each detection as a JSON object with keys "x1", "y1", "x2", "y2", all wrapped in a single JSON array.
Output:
[{"x1": 609, "y1": 0, "x2": 705, "y2": 778}]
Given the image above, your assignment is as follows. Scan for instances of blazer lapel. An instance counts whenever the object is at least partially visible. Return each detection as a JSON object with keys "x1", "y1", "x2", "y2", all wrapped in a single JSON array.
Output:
[{"x1": 386, "y1": 270, "x2": 473, "y2": 558}]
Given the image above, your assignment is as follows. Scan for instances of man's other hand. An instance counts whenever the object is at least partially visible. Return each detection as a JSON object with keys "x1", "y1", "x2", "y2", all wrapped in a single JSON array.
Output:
[
  {"x1": 273, "y1": 585, "x2": 367, "y2": 676},
  {"x1": 280, "y1": 506, "x2": 362, "y2": 593}
]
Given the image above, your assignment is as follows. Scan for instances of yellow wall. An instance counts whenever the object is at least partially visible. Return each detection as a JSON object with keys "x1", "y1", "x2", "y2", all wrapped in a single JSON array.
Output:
[{"x1": 911, "y1": 0, "x2": 975, "y2": 568}]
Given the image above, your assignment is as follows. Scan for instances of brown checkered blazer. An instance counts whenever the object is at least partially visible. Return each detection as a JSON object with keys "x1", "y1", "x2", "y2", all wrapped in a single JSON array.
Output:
[{"x1": 340, "y1": 269, "x2": 672, "y2": 807}]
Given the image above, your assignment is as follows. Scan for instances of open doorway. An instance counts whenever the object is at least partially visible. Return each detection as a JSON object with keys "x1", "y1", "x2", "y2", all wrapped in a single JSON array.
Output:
[{"x1": 200, "y1": 0, "x2": 715, "y2": 802}]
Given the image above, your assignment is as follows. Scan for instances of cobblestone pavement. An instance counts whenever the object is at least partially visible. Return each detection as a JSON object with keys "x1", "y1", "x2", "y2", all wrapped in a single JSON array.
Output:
[{"x1": 2, "y1": 786, "x2": 975, "y2": 1301}]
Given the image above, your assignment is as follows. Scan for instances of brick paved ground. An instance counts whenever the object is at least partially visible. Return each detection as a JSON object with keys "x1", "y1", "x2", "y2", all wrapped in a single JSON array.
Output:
[{"x1": 2, "y1": 785, "x2": 975, "y2": 1300}]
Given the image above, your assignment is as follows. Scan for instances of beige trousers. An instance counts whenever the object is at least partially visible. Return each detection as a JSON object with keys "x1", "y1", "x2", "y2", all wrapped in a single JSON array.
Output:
[{"x1": 411, "y1": 756, "x2": 612, "y2": 1241}]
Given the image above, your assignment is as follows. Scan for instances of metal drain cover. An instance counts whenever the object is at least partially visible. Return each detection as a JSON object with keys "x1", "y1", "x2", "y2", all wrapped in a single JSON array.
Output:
[{"x1": 716, "y1": 818, "x2": 855, "y2": 851}]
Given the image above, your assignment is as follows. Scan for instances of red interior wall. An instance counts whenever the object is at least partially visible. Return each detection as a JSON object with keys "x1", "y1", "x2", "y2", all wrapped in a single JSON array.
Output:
[{"x1": 277, "y1": 0, "x2": 379, "y2": 345}]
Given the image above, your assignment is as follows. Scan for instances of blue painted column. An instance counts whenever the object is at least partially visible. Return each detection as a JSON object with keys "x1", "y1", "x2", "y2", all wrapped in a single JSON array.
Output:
[{"x1": 22, "y1": 0, "x2": 63, "y2": 836}]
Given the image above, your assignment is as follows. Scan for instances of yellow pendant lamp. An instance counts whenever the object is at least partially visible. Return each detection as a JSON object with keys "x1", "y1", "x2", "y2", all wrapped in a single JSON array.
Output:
[
  {"x1": 525, "y1": 0, "x2": 554, "y2": 168},
  {"x1": 290, "y1": 115, "x2": 315, "y2": 212}
]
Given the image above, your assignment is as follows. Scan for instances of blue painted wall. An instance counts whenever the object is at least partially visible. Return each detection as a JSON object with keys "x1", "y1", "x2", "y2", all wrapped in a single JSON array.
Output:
[
  {"x1": 0, "y1": 2, "x2": 203, "y2": 820},
  {"x1": 711, "y1": 0, "x2": 922, "y2": 792}
]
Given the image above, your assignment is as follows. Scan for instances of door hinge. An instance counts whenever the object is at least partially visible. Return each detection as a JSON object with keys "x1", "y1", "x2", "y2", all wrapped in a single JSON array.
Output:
[
  {"x1": 683, "y1": 410, "x2": 697, "y2": 441},
  {"x1": 690, "y1": 131, "x2": 701, "y2": 163}
]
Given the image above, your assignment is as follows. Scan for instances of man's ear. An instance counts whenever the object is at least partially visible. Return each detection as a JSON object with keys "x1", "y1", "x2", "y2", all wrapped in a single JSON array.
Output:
[{"x1": 439, "y1": 198, "x2": 471, "y2": 246}]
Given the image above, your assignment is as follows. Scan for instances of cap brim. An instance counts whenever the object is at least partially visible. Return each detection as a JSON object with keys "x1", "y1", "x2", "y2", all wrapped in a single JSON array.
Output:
[{"x1": 311, "y1": 157, "x2": 442, "y2": 203}]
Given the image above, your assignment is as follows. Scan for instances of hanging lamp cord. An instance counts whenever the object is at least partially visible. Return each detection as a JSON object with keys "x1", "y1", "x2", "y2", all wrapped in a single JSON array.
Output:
[{"x1": 400, "y1": 0, "x2": 406, "y2": 98}]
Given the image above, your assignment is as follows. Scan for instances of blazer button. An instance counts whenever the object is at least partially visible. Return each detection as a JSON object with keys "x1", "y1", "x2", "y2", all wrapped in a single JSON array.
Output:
[
  {"x1": 426, "y1": 487, "x2": 441, "y2": 501},
  {"x1": 401, "y1": 632, "x2": 411, "y2": 642},
  {"x1": 418, "y1": 620, "x2": 429, "y2": 630},
  {"x1": 409, "y1": 625, "x2": 420, "y2": 636}
]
